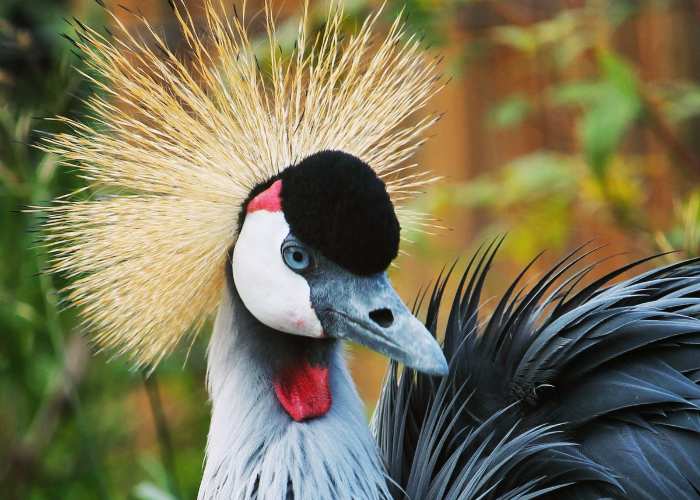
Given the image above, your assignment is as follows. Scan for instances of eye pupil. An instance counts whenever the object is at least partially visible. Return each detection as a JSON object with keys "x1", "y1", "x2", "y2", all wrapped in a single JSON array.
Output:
[{"x1": 293, "y1": 251, "x2": 303, "y2": 262}]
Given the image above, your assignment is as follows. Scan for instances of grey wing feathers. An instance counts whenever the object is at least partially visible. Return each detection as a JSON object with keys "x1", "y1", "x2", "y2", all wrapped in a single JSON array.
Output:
[{"x1": 374, "y1": 238, "x2": 700, "y2": 499}]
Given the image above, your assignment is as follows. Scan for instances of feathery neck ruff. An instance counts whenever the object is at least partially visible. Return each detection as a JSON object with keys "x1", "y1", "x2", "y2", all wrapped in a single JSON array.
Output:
[{"x1": 200, "y1": 275, "x2": 389, "y2": 499}]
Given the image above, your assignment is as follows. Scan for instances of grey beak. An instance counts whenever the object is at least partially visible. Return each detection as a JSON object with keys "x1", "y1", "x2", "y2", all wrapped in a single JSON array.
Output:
[{"x1": 310, "y1": 269, "x2": 448, "y2": 377}]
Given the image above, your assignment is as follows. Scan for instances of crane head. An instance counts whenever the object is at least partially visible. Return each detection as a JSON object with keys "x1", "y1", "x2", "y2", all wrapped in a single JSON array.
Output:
[
  {"x1": 232, "y1": 151, "x2": 448, "y2": 376},
  {"x1": 39, "y1": 1, "x2": 444, "y2": 368}
]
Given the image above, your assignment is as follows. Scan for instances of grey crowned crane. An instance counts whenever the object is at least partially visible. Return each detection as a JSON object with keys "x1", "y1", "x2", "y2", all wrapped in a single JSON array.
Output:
[{"x1": 39, "y1": 1, "x2": 700, "y2": 498}]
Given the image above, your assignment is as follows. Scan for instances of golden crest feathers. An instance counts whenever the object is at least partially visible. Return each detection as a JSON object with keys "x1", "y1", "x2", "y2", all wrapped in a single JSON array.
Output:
[{"x1": 39, "y1": 0, "x2": 442, "y2": 365}]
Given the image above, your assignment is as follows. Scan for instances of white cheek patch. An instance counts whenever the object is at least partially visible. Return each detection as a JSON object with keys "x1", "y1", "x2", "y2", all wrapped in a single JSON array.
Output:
[{"x1": 232, "y1": 211, "x2": 324, "y2": 338}]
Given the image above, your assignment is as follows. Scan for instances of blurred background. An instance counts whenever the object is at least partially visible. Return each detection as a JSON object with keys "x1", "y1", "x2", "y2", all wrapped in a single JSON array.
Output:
[{"x1": 2, "y1": 0, "x2": 700, "y2": 498}]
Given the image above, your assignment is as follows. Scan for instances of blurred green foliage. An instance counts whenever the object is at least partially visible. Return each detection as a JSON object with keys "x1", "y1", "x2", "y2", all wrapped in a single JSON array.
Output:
[
  {"x1": 0, "y1": 2, "x2": 210, "y2": 499},
  {"x1": 2, "y1": 0, "x2": 699, "y2": 498},
  {"x1": 414, "y1": 0, "x2": 700, "y2": 260}
]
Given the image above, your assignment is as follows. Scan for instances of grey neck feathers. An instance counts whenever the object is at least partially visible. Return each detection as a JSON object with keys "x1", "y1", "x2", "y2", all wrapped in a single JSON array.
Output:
[{"x1": 198, "y1": 278, "x2": 390, "y2": 500}]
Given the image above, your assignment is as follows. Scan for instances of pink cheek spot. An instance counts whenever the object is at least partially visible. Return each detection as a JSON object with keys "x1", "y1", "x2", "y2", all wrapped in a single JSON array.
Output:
[
  {"x1": 273, "y1": 362, "x2": 332, "y2": 422},
  {"x1": 247, "y1": 179, "x2": 282, "y2": 213}
]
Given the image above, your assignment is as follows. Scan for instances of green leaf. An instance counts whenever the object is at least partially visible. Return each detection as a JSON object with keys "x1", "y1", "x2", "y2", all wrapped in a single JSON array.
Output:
[
  {"x1": 662, "y1": 83, "x2": 700, "y2": 123},
  {"x1": 554, "y1": 52, "x2": 641, "y2": 178},
  {"x1": 607, "y1": 0, "x2": 640, "y2": 27},
  {"x1": 488, "y1": 95, "x2": 532, "y2": 128},
  {"x1": 491, "y1": 26, "x2": 537, "y2": 54},
  {"x1": 579, "y1": 95, "x2": 634, "y2": 178},
  {"x1": 550, "y1": 81, "x2": 607, "y2": 107},
  {"x1": 553, "y1": 35, "x2": 593, "y2": 68},
  {"x1": 533, "y1": 10, "x2": 578, "y2": 46},
  {"x1": 583, "y1": 53, "x2": 641, "y2": 177},
  {"x1": 501, "y1": 151, "x2": 578, "y2": 202},
  {"x1": 599, "y1": 51, "x2": 638, "y2": 97},
  {"x1": 452, "y1": 178, "x2": 502, "y2": 208},
  {"x1": 449, "y1": 151, "x2": 578, "y2": 210}
]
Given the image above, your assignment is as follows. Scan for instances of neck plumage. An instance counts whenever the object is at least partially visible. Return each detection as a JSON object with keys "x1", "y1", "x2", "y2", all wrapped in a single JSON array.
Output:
[{"x1": 198, "y1": 277, "x2": 389, "y2": 500}]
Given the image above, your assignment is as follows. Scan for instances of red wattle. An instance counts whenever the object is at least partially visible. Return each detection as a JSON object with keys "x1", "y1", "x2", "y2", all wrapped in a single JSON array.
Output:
[
  {"x1": 273, "y1": 362, "x2": 331, "y2": 422},
  {"x1": 247, "y1": 179, "x2": 282, "y2": 213}
]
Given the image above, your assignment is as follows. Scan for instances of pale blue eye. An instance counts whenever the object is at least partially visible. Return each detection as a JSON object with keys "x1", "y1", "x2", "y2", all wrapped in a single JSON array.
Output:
[{"x1": 282, "y1": 244, "x2": 311, "y2": 271}]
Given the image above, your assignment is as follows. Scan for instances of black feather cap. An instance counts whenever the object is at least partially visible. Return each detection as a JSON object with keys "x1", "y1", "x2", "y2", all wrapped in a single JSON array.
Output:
[{"x1": 242, "y1": 150, "x2": 400, "y2": 276}]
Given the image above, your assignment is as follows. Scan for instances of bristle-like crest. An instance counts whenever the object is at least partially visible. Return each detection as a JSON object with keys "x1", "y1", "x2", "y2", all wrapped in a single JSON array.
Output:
[{"x1": 37, "y1": 0, "x2": 443, "y2": 365}]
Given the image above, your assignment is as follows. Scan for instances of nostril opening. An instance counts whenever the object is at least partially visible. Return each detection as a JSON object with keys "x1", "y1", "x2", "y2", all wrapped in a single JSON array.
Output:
[{"x1": 369, "y1": 308, "x2": 394, "y2": 328}]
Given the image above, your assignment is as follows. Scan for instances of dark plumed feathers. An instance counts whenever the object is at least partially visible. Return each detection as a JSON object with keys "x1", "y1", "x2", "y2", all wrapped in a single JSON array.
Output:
[
  {"x1": 375, "y1": 239, "x2": 700, "y2": 499},
  {"x1": 239, "y1": 151, "x2": 400, "y2": 275},
  {"x1": 280, "y1": 151, "x2": 400, "y2": 275}
]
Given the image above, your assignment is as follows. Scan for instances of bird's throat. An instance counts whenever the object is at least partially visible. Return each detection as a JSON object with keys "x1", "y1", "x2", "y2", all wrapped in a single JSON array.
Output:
[
  {"x1": 273, "y1": 361, "x2": 331, "y2": 421},
  {"x1": 202, "y1": 274, "x2": 390, "y2": 498},
  {"x1": 223, "y1": 266, "x2": 334, "y2": 422}
]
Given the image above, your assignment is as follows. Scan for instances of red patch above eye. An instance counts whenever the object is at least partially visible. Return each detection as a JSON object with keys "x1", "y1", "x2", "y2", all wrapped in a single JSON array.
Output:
[
  {"x1": 247, "y1": 179, "x2": 282, "y2": 213},
  {"x1": 273, "y1": 361, "x2": 331, "y2": 422}
]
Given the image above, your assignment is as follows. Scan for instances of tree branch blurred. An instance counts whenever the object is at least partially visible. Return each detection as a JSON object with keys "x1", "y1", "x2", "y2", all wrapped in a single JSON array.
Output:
[{"x1": 142, "y1": 373, "x2": 182, "y2": 500}]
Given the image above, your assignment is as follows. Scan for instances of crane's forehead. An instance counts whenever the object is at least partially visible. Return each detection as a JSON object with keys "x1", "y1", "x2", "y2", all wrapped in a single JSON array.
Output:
[{"x1": 241, "y1": 150, "x2": 400, "y2": 275}]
